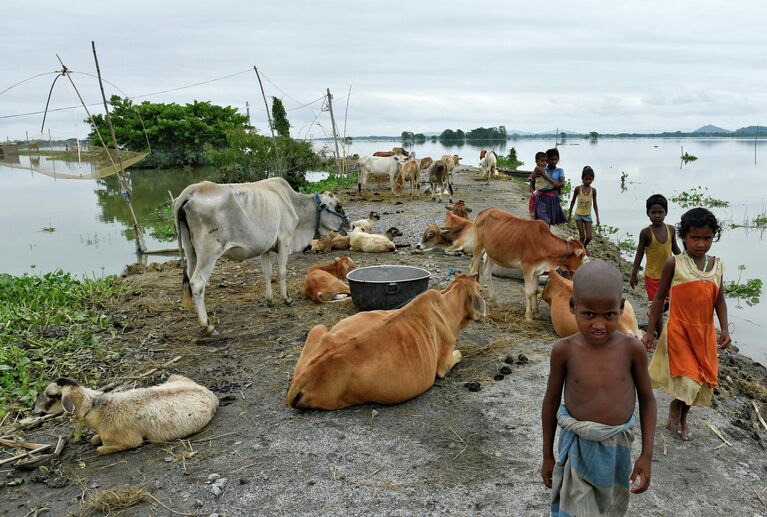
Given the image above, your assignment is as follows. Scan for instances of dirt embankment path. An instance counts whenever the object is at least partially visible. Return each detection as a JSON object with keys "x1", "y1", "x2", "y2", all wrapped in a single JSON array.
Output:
[{"x1": 3, "y1": 169, "x2": 767, "y2": 516}]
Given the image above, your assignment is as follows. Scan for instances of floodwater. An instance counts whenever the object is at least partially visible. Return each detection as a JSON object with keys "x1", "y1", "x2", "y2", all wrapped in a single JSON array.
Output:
[
  {"x1": 0, "y1": 138, "x2": 764, "y2": 362},
  {"x1": 336, "y1": 137, "x2": 767, "y2": 364}
]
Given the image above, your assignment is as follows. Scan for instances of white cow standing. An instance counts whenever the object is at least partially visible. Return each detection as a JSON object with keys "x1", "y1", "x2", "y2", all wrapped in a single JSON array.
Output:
[
  {"x1": 173, "y1": 178, "x2": 349, "y2": 333},
  {"x1": 480, "y1": 150, "x2": 498, "y2": 180},
  {"x1": 357, "y1": 155, "x2": 403, "y2": 194}
]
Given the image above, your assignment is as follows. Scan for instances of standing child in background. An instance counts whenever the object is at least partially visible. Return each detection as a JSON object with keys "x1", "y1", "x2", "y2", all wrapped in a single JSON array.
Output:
[
  {"x1": 542, "y1": 261, "x2": 656, "y2": 517},
  {"x1": 534, "y1": 148, "x2": 567, "y2": 225},
  {"x1": 567, "y1": 166, "x2": 600, "y2": 247},
  {"x1": 528, "y1": 151, "x2": 550, "y2": 218},
  {"x1": 643, "y1": 207, "x2": 730, "y2": 441},
  {"x1": 630, "y1": 194, "x2": 681, "y2": 339}
]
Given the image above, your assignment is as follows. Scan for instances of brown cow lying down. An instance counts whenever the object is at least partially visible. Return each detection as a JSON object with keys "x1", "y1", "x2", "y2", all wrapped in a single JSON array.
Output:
[
  {"x1": 303, "y1": 257, "x2": 356, "y2": 303},
  {"x1": 541, "y1": 270, "x2": 643, "y2": 338},
  {"x1": 445, "y1": 200, "x2": 473, "y2": 221},
  {"x1": 287, "y1": 273, "x2": 486, "y2": 410},
  {"x1": 416, "y1": 215, "x2": 474, "y2": 256},
  {"x1": 470, "y1": 208, "x2": 586, "y2": 321}
]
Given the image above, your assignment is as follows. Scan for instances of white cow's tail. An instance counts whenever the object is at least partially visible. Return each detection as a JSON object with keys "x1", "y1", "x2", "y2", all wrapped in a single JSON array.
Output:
[{"x1": 174, "y1": 197, "x2": 195, "y2": 311}]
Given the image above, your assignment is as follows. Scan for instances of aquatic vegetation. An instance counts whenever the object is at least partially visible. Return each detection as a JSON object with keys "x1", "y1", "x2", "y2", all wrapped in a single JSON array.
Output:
[
  {"x1": 496, "y1": 154, "x2": 524, "y2": 170},
  {"x1": 671, "y1": 186, "x2": 729, "y2": 209},
  {"x1": 40, "y1": 226, "x2": 56, "y2": 233},
  {"x1": 730, "y1": 209, "x2": 767, "y2": 230},
  {"x1": 0, "y1": 271, "x2": 126, "y2": 418},
  {"x1": 681, "y1": 152, "x2": 698, "y2": 162},
  {"x1": 149, "y1": 203, "x2": 176, "y2": 241},
  {"x1": 593, "y1": 225, "x2": 637, "y2": 254},
  {"x1": 723, "y1": 265, "x2": 763, "y2": 307}
]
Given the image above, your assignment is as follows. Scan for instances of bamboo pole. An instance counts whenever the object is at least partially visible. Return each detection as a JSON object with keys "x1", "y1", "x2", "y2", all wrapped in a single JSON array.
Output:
[
  {"x1": 327, "y1": 88, "x2": 341, "y2": 176},
  {"x1": 56, "y1": 53, "x2": 145, "y2": 254},
  {"x1": 91, "y1": 42, "x2": 146, "y2": 254},
  {"x1": 342, "y1": 85, "x2": 351, "y2": 174},
  {"x1": 254, "y1": 66, "x2": 283, "y2": 177}
]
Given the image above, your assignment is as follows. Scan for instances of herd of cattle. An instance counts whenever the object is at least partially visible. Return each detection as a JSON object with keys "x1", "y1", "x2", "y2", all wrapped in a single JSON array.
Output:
[
  {"x1": 30, "y1": 156, "x2": 641, "y2": 454},
  {"x1": 355, "y1": 146, "x2": 502, "y2": 201}
]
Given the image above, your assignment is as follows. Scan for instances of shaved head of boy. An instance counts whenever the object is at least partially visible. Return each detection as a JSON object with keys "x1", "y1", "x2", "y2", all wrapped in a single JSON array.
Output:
[{"x1": 570, "y1": 261, "x2": 626, "y2": 345}]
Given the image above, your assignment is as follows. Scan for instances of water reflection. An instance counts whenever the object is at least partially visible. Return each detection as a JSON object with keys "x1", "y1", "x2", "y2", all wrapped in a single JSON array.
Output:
[{"x1": 94, "y1": 167, "x2": 213, "y2": 240}]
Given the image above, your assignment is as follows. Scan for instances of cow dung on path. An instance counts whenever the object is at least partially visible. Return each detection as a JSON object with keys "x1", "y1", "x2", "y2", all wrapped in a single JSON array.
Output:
[
  {"x1": 464, "y1": 382, "x2": 481, "y2": 392},
  {"x1": 494, "y1": 374, "x2": 505, "y2": 381},
  {"x1": 500, "y1": 366, "x2": 512, "y2": 375}
]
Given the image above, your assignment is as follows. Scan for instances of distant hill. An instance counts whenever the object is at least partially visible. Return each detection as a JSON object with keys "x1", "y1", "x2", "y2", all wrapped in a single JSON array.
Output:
[
  {"x1": 693, "y1": 125, "x2": 731, "y2": 134},
  {"x1": 734, "y1": 126, "x2": 765, "y2": 136}
]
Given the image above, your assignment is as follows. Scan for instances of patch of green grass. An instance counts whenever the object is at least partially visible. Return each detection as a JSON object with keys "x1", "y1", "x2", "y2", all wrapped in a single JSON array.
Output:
[
  {"x1": 723, "y1": 264, "x2": 763, "y2": 307},
  {"x1": 300, "y1": 172, "x2": 359, "y2": 194},
  {"x1": 671, "y1": 186, "x2": 729, "y2": 209},
  {"x1": 0, "y1": 271, "x2": 127, "y2": 419},
  {"x1": 731, "y1": 210, "x2": 767, "y2": 230}
]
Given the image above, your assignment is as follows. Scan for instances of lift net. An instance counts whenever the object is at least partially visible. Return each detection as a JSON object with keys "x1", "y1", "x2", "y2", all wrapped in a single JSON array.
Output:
[{"x1": 0, "y1": 144, "x2": 148, "y2": 180}]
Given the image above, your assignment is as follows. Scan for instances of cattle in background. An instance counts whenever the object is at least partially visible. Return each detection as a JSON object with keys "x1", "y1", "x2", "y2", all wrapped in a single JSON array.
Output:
[
  {"x1": 428, "y1": 160, "x2": 453, "y2": 203},
  {"x1": 357, "y1": 155, "x2": 404, "y2": 193},
  {"x1": 542, "y1": 270, "x2": 643, "y2": 338},
  {"x1": 418, "y1": 156, "x2": 433, "y2": 170},
  {"x1": 303, "y1": 256, "x2": 356, "y2": 303},
  {"x1": 469, "y1": 208, "x2": 586, "y2": 320},
  {"x1": 373, "y1": 147, "x2": 409, "y2": 158},
  {"x1": 174, "y1": 178, "x2": 349, "y2": 333},
  {"x1": 479, "y1": 150, "x2": 498, "y2": 180},
  {"x1": 444, "y1": 200, "x2": 473, "y2": 222},
  {"x1": 287, "y1": 273, "x2": 486, "y2": 410},
  {"x1": 394, "y1": 159, "x2": 421, "y2": 198},
  {"x1": 441, "y1": 154, "x2": 462, "y2": 188}
]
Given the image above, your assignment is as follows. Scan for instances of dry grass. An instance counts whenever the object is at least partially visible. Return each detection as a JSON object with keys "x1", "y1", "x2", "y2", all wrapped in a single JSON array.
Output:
[{"x1": 81, "y1": 485, "x2": 146, "y2": 514}]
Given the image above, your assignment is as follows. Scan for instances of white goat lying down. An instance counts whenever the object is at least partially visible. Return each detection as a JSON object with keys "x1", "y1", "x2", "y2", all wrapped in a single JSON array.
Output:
[
  {"x1": 349, "y1": 227, "x2": 401, "y2": 252},
  {"x1": 350, "y1": 211, "x2": 381, "y2": 233},
  {"x1": 34, "y1": 375, "x2": 218, "y2": 455}
]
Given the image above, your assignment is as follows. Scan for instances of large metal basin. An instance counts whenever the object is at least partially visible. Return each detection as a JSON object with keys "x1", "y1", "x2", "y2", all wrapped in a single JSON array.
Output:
[{"x1": 346, "y1": 265, "x2": 431, "y2": 311}]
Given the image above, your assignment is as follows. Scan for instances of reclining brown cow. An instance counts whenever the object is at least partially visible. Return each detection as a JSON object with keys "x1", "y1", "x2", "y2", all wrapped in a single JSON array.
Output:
[
  {"x1": 303, "y1": 257, "x2": 356, "y2": 303},
  {"x1": 542, "y1": 270, "x2": 643, "y2": 338},
  {"x1": 287, "y1": 273, "x2": 486, "y2": 410}
]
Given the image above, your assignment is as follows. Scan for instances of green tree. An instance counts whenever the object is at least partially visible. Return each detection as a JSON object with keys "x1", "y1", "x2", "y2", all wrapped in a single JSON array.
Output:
[
  {"x1": 401, "y1": 131, "x2": 415, "y2": 142},
  {"x1": 207, "y1": 129, "x2": 321, "y2": 191},
  {"x1": 87, "y1": 96, "x2": 249, "y2": 168},
  {"x1": 271, "y1": 97, "x2": 290, "y2": 137},
  {"x1": 589, "y1": 131, "x2": 599, "y2": 140}
]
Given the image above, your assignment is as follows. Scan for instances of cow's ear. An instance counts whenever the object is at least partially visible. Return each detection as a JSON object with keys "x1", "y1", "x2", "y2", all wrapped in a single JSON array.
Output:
[
  {"x1": 466, "y1": 207, "x2": 473, "y2": 213},
  {"x1": 440, "y1": 230, "x2": 451, "y2": 241}
]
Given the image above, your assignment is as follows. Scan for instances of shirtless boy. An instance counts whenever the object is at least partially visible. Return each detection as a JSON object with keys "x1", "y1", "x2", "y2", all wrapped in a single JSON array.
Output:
[{"x1": 541, "y1": 261, "x2": 657, "y2": 516}]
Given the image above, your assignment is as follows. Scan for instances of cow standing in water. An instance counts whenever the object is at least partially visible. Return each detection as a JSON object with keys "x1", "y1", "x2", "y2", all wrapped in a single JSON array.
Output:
[{"x1": 173, "y1": 178, "x2": 349, "y2": 333}]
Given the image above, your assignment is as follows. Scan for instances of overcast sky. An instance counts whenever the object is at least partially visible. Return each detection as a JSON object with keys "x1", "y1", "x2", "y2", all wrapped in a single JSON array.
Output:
[{"x1": 1, "y1": 1, "x2": 765, "y2": 141}]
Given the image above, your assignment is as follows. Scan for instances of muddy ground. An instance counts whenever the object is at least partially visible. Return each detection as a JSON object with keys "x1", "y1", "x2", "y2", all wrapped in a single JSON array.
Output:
[{"x1": 3, "y1": 169, "x2": 767, "y2": 516}]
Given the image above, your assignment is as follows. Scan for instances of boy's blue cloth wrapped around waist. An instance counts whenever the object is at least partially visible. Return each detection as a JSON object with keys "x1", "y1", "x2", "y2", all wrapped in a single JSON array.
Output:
[{"x1": 551, "y1": 405, "x2": 636, "y2": 517}]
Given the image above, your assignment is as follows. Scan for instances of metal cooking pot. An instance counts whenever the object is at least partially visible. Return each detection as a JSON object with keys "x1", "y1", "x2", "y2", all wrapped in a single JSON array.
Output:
[{"x1": 346, "y1": 265, "x2": 431, "y2": 311}]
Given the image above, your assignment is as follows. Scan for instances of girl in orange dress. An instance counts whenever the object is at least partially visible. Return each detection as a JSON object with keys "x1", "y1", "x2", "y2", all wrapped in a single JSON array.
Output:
[{"x1": 642, "y1": 207, "x2": 731, "y2": 440}]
